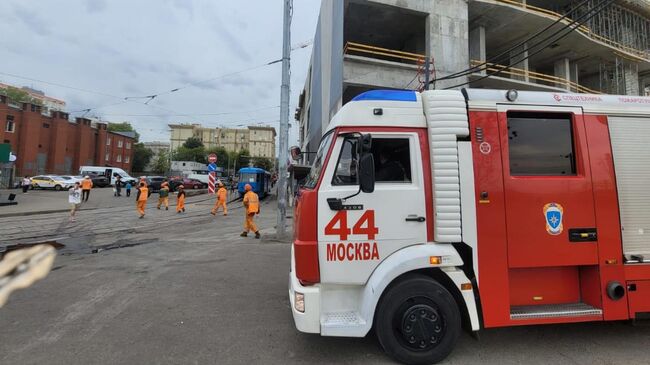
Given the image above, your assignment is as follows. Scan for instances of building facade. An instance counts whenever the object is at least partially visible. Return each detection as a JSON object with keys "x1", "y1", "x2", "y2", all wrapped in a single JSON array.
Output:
[
  {"x1": 0, "y1": 83, "x2": 66, "y2": 115},
  {"x1": 0, "y1": 96, "x2": 135, "y2": 177},
  {"x1": 168, "y1": 124, "x2": 276, "y2": 159},
  {"x1": 297, "y1": 0, "x2": 650, "y2": 158}
]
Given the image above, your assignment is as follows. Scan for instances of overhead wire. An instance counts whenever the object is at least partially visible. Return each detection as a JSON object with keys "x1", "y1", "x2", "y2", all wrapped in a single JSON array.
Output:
[
  {"x1": 443, "y1": 0, "x2": 615, "y2": 90},
  {"x1": 431, "y1": 0, "x2": 592, "y2": 84}
]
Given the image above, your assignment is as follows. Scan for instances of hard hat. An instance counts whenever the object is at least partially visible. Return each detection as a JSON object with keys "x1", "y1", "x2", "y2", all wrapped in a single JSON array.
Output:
[
  {"x1": 245, "y1": 184, "x2": 252, "y2": 191},
  {"x1": 178, "y1": 184, "x2": 184, "y2": 189},
  {"x1": 84, "y1": 175, "x2": 90, "y2": 178},
  {"x1": 218, "y1": 181, "x2": 224, "y2": 187}
]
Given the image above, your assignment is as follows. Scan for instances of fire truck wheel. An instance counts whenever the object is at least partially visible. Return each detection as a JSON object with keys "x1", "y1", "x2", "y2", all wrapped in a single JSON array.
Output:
[{"x1": 375, "y1": 274, "x2": 461, "y2": 365}]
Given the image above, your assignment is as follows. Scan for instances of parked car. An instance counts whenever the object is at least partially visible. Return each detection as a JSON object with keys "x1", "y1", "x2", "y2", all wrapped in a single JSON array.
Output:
[
  {"x1": 168, "y1": 178, "x2": 205, "y2": 191},
  {"x1": 59, "y1": 175, "x2": 83, "y2": 185},
  {"x1": 30, "y1": 175, "x2": 75, "y2": 191},
  {"x1": 80, "y1": 174, "x2": 110, "y2": 188},
  {"x1": 144, "y1": 176, "x2": 166, "y2": 192}
]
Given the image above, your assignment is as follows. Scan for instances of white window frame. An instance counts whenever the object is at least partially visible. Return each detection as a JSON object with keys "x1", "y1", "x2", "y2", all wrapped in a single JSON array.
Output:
[
  {"x1": 126, "y1": 142, "x2": 131, "y2": 149},
  {"x1": 125, "y1": 156, "x2": 130, "y2": 163},
  {"x1": 107, "y1": 137, "x2": 111, "y2": 146},
  {"x1": 105, "y1": 153, "x2": 110, "y2": 161},
  {"x1": 116, "y1": 154, "x2": 122, "y2": 163},
  {"x1": 118, "y1": 140, "x2": 123, "y2": 148},
  {"x1": 5, "y1": 120, "x2": 15, "y2": 133}
]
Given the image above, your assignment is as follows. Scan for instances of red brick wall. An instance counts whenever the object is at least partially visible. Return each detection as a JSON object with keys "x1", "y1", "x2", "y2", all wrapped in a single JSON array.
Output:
[{"x1": 0, "y1": 98, "x2": 136, "y2": 177}]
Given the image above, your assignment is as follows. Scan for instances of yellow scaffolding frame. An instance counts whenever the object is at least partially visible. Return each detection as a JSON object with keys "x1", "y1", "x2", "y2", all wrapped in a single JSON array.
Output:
[{"x1": 470, "y1": 60, "x2": 601, "y2": 94}]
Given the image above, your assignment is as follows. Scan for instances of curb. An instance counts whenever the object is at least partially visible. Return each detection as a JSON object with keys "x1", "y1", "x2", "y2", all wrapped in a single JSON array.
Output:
[{"x1": 0, "y1": 207, "x2": 100, "y2": 218}]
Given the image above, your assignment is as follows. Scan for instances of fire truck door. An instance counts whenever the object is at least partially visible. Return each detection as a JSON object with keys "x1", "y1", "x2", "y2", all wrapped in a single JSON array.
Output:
[
  {"x1": 317, "y1": 132, "x2": 428, "y2": 284},
  {"x1": 497, "y1": 107, "x2": 599, "y2": 267}
]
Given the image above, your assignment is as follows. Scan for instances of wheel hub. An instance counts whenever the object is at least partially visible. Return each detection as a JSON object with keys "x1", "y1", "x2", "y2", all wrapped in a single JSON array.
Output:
[{"x1": 400, "y1": 304, "x2": 444, "y2": 350}]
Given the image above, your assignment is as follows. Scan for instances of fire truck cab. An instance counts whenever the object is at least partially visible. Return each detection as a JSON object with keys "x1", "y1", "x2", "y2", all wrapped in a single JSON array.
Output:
[{"x1": 290, "y1": 88, "x2": 650, "y2": 364}]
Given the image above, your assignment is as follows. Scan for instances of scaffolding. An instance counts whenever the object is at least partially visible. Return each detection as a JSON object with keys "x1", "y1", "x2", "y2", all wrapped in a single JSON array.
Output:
[{"x1": 562, "y1": 0, "x2": 650, "y2": 55}]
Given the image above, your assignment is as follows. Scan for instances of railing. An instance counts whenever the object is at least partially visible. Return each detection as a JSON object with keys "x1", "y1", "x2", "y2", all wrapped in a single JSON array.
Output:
[
  {"x1": 491, "y1": 0, "x2": 650, "y2": 61},
  {"x1": 343, "y1": 41, "x2": 425, "y2": 64},
  {"x1": 470, "y1": 60, "x2": 601, "y2": 94}
]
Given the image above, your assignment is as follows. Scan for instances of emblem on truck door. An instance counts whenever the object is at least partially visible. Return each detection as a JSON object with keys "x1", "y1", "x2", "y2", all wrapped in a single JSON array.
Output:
[{"x1": 543, "y1": 203, "x2": 564, "y2": 235}]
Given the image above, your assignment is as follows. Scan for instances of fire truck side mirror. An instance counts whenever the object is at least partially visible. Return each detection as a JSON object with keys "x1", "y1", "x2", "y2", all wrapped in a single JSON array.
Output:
[
  {"x1": 359, "y1": 153, "x2": 375, "y2": 193},
  {"x1": 290, "y1": 146, "x2": 302, "y2": 161},
  {"x1": 360, "y1": 133, "x2": 372, "y2": 152}
]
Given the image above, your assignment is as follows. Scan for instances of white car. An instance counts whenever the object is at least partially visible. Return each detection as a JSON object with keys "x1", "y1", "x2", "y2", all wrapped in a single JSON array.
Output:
[{"x1": 30, "y1": 175, "x2": 75, "y2": 191}]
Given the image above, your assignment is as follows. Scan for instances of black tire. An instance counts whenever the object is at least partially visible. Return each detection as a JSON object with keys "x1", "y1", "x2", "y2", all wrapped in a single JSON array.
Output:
[
  {"x1": 375, "y1": 275, "x2": 461, "y2": 365},
  {"x1": 54, "y1": 185, "x2": 62, "y2": 191}
]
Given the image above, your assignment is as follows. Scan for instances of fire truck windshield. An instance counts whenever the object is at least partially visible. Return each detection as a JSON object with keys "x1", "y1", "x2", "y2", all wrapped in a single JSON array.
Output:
[{"x1": 303, "y1": 132, "x2": 334, "y2": 189}]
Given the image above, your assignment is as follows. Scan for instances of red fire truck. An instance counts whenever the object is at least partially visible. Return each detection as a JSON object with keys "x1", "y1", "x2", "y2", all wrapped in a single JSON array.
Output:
[{"x1": 289, "y1": 89, "x2": 650, "y2": 364}]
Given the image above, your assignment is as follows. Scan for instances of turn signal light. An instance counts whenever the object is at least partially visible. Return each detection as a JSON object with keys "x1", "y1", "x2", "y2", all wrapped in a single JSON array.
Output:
[
  {"x1": 429, "y1": 256, "x2": 442, "y2": 265},
  {"x1": 605, "y1": 259, "x2": 618, "y2": 265},
  {"x1": 294, "y1": 292, "x2": 305, "y2": 313},
  {"x1": 461, "y1": 283, "x2": 473, "y2": 291}
]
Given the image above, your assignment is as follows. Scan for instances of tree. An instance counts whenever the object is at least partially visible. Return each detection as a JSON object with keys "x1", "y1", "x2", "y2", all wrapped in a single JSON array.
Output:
[
  {"x1": 0, "y1": 86, "x2": 41, "y2": 105},
  {"x1": 183, "y1": 136, "x2": 204, "y2": 149},
  {"x1": 252, "y1": 157, "x2": 274, "y2": 172},
  {"x1": 108, "y1": 122, "x2": 140, "y2": 142},
  {"x1": 132, "y1": 143, "x2": 153, "y2": 172},
  {"x1": 172, "y1": 145, "x2": 206, "y2": 163},
  {"x1": 152, "y1": 150, "x2": 171, "y2": 174}
]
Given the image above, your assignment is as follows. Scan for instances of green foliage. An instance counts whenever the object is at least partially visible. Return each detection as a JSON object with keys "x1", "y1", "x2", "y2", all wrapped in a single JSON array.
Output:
[
  {"x1": 173, "y1": 146, "x2": 206, "y2": 163},
  {"x1": 107, "y1": 122, "x2": 140, "y2": 142},
  {"x1": 152, "y1": 150, "x2": 171, "y2": 174},
  {"x1": 0, "y1": 86, "x2": 42, "y2": 105},
  {"x1": 183, "y1": 136, "x2": 204, "y2": 149},
  {"x1": 132, "y1": 143, "x2": 154, "y2": 172},
  {"x1": 252, "y1": 157, "x2": 274, "y2": 172}
]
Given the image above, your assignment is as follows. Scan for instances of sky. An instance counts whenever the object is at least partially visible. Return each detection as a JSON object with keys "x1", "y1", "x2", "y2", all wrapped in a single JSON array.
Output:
[{"x1": 0, "y1": 0, "x2": 321, "y2": 149}]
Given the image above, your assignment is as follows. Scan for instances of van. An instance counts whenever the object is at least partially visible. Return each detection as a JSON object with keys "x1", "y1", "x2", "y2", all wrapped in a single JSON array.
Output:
[{"x1": 79, "y1": 166, "x2": 136, "y2": 187}]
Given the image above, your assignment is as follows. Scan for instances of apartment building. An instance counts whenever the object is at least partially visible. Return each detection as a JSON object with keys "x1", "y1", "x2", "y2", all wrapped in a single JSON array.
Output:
[
  {"x1": 168, "y1": 124, "x2": 276, "y2": 159},
  {"x1": 296, "y1": 0, "x2": 650, "y2": 157}
]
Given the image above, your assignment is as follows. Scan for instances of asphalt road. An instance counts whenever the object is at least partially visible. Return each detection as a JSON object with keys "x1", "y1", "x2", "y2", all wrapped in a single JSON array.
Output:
[{"x1": 1, "y1": 194, "x2": 650, "y2": 364}]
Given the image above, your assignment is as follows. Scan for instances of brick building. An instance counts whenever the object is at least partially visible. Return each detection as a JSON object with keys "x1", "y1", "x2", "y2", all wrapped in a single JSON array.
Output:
[{"x1": 0, "y1": 95, "x2": 135, "y2": 177}]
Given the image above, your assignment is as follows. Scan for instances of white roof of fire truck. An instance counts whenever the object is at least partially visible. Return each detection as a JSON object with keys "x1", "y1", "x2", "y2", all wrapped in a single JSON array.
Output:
[{"x1": 328, "y1": 89, "x2": 650, "y2": 133}]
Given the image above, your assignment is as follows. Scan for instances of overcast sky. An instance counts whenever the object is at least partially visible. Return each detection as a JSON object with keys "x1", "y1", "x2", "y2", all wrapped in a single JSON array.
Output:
[{"x1": 0, "y1": 0, "x2": 321, "y2": 149}]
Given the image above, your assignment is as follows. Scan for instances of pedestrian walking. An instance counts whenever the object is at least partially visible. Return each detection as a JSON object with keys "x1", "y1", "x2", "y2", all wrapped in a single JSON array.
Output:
[
  {"x1": 241, "y1": 184, "x2": 260, "y2": 238},
  {"x1": 157, "y1": 180, "x2": 169, "y2": 210},
  {"x1": 136, "y1": 182, "x2": 149, "y2": 219},
  {"x1": 125, "y1": 181, "x2": 132, "y2": 197},
  {"x1": 114, "y1": 175, "x2": 122, "y2": 197},
  {"x1": 176, "y1": 185, "x2": 186, "y2": 213},
  {"x1": 81, "y1": 175, "x2": 93, "y2": 202},
  {"x1": 21, "y1": 176, "x2": 30, "y2": 194},
  {"x1": 68, "y1": 182, "x2": 82, "y2": 222},
  {"x1": 210, "y1": 182, "x2": 228, "y2": 216}
]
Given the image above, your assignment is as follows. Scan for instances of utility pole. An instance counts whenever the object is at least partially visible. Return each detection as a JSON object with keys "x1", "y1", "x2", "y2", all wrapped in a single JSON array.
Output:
[{"x1": 277, "y1": 0, "x2": 291, "y2": 239}]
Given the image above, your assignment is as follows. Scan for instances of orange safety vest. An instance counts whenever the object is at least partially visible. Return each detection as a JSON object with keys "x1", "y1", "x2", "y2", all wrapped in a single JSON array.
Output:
[
  {"x1": 217, "y1": 187, "x2": 227, "y2": 201},
  {"x1": 243, "y1": 191, "x2": 259, "y2": 214},
  {"x1": 81, "y1": 179, "x2": 93, "y2": 190},
  {"x1": 138, "y1": 187, "x2": 149, "y2": 201}
]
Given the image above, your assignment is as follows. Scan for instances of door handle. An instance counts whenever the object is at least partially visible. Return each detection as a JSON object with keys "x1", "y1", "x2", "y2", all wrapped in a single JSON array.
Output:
[
  {"x1": 569, "y1": 228, "x2": 597, "y2": 242},
  {"x1": 405, "y1": 216, "x2": 426, "y2": 222}
]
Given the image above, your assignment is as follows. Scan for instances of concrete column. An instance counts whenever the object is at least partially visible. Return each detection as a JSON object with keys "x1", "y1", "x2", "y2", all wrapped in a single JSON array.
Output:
[
  {"x1": 428, "y1": 0, "x2": 469, "y2": 89},
  {"x1": 554, "y1": 58, "x2": 571, "y2": 91},
  {"x1": 469, "y1": 26, "x2": 486, "y2": 75},
  {"x1": 509, "y1": 43, "x2": 529, "y2": 82},
  {"x1": 624, "y1": 63, "x2": 640, "y2": 96}
]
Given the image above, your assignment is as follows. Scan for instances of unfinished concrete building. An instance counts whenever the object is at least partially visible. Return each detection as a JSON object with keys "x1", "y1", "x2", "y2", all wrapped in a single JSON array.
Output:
[{"x1": 296, "y1": 0, "x2": 650, "y2": 156}]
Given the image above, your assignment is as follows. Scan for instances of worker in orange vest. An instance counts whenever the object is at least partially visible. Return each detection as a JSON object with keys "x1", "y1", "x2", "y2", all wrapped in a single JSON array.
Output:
[
  {"x1": 176, "y1": 185, "x2": 186, "y2": 213},
  {"x1": 210, "y1": 181, "x2": 228, "y2": 216},
  {"x1": 136, "y1": 182, "x2": 149, "y2": 218},
  {"x1": 241, "y1": 184, "x2": 260, "y2": 238},
  {"x1": 81, "y1": 176, "x2": 93, "y2": 202}
]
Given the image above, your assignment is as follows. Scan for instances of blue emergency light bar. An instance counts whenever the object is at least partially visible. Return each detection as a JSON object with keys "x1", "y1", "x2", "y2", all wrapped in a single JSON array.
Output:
[{"x1": 351, "y1": 90, "x2": 417, "y2": 102}]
